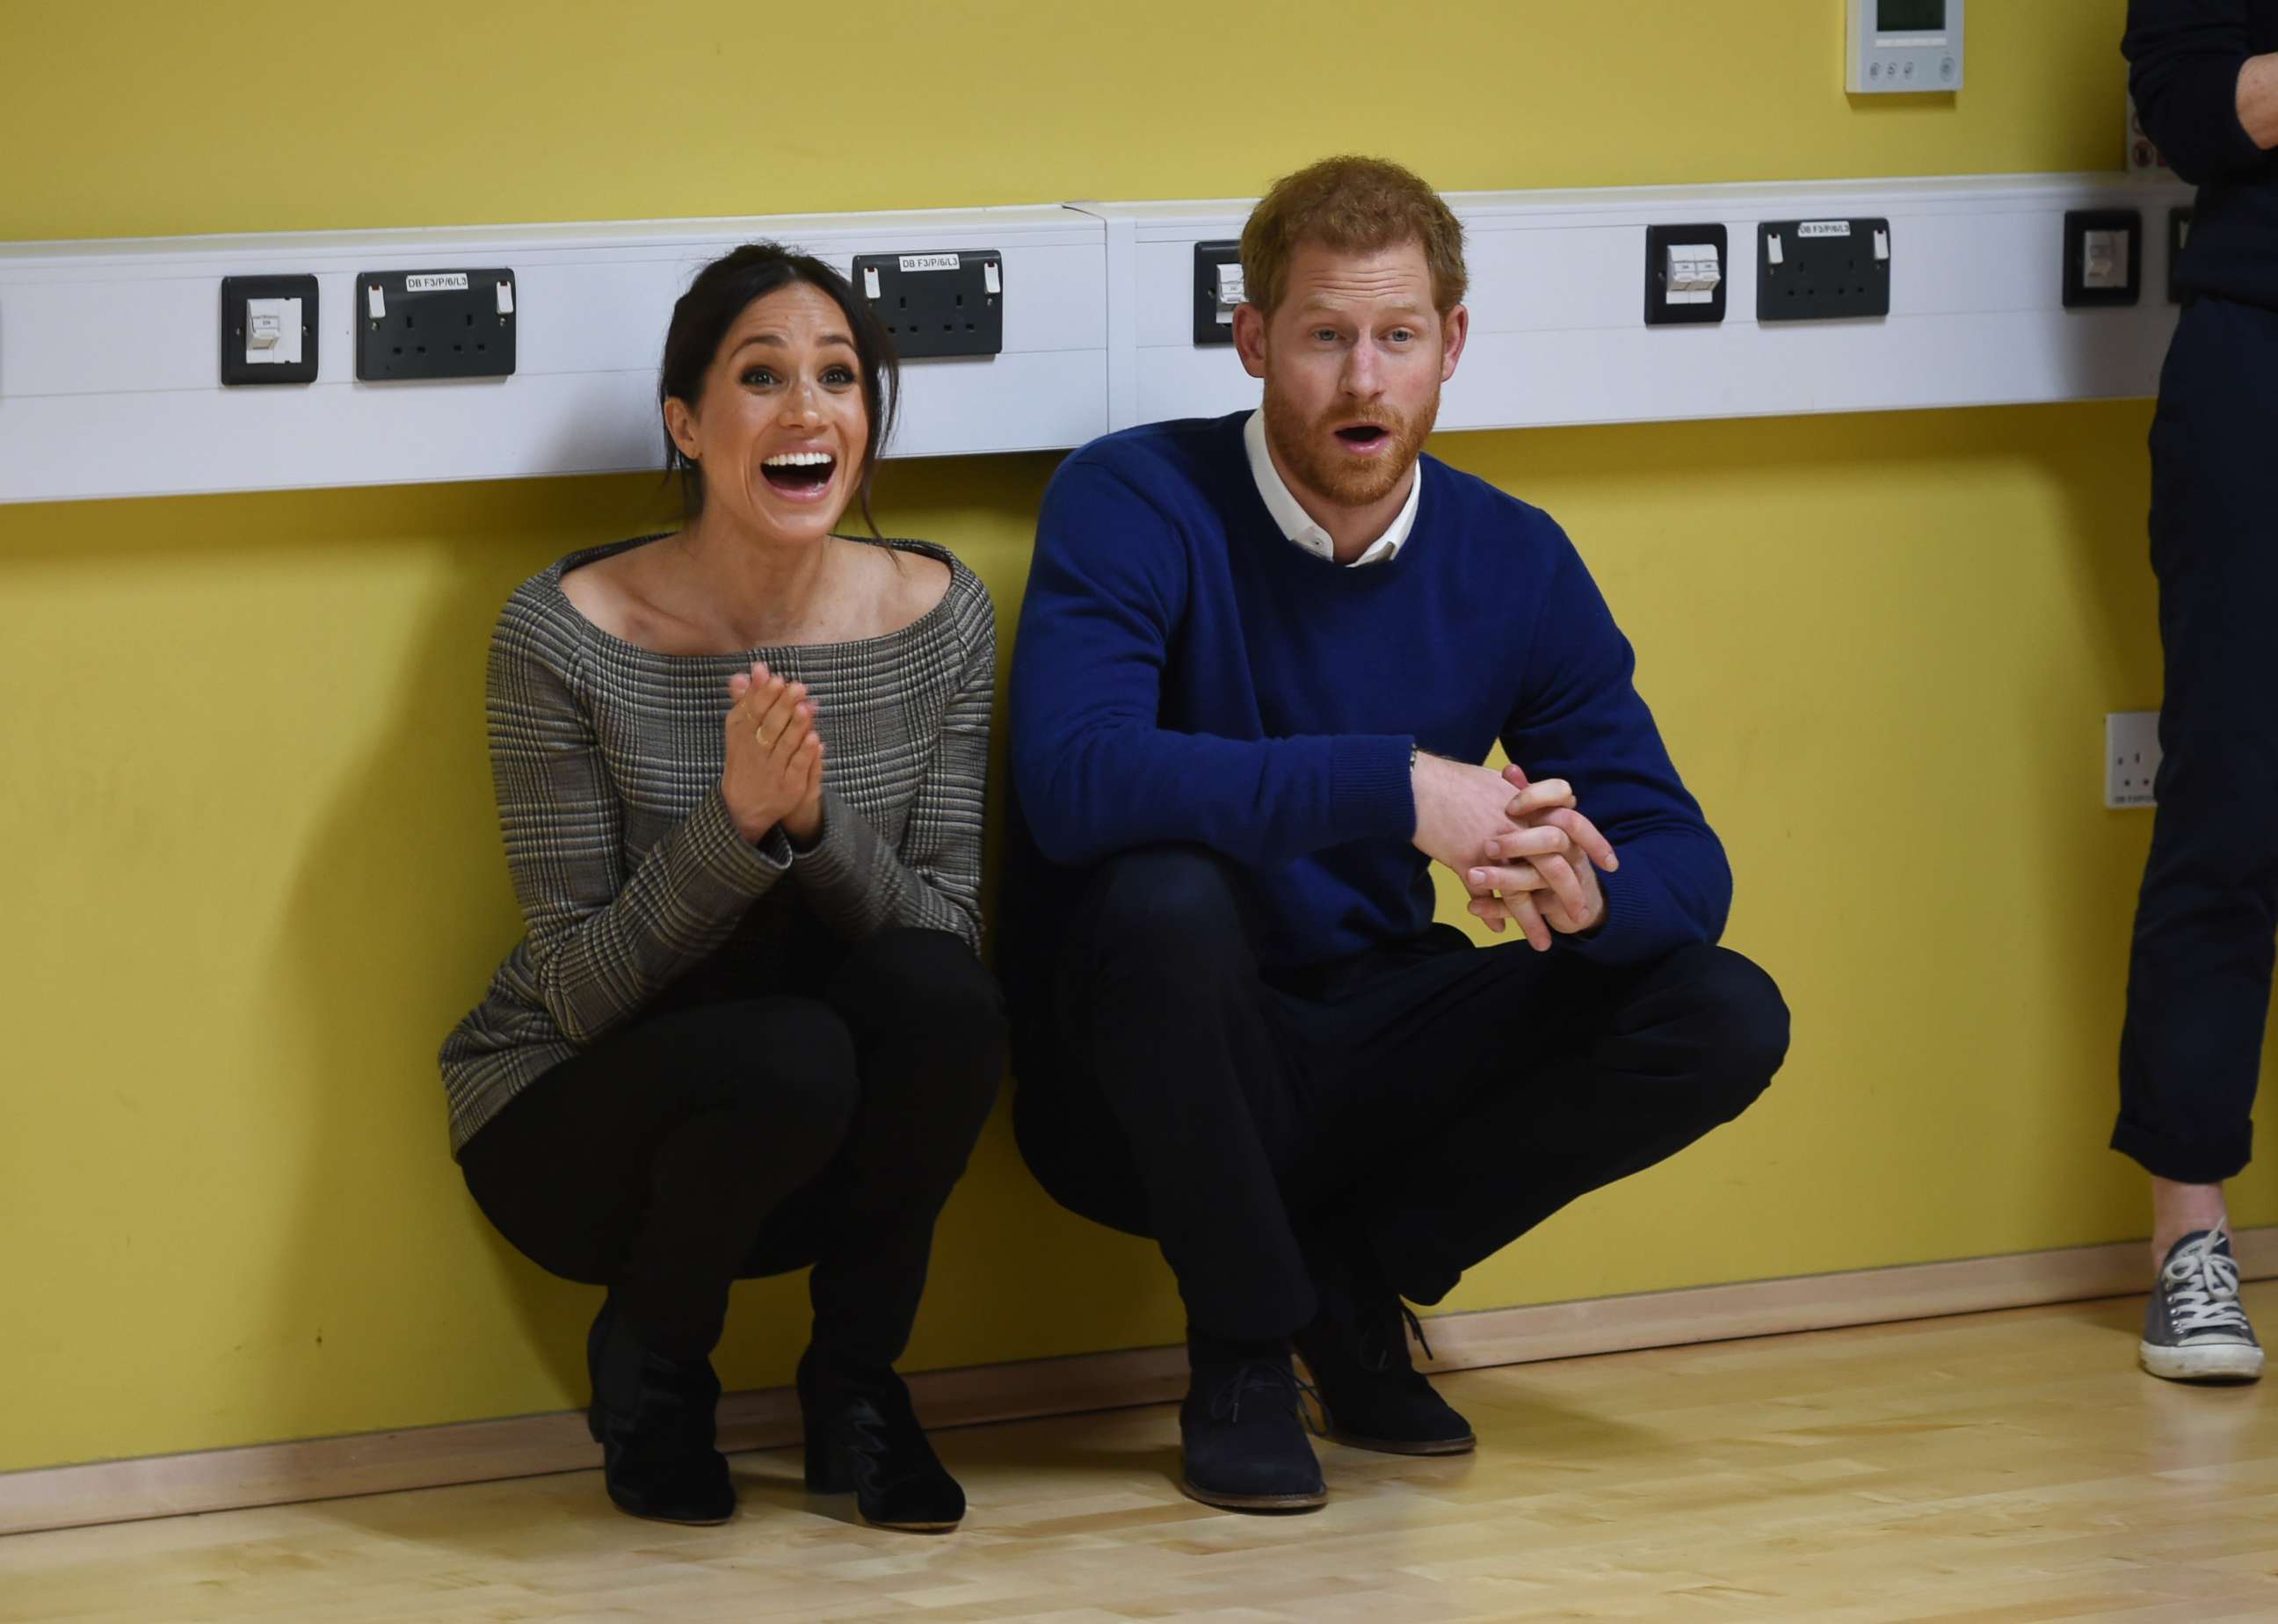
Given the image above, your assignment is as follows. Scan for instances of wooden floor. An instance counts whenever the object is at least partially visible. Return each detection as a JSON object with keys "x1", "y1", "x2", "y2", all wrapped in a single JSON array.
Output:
[{"x1": 4, "y1": 1287, "x2": 2274, "y2": 1623}]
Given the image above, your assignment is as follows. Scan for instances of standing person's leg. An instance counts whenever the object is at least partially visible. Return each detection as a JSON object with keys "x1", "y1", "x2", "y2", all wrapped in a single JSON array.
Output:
[
  {"x1": 745, "y1": 927, "x2": 1005, "y2": 1532},
  {"x1": 1270, "y1": 932, "x2": 1786, "y2": 1451},
  {"x1": 1010, "y1": 845, "x2": 1328, "y2": 1510},
  {"x1": 2115, "y1": 295, "x2": 2278, "y2": 1382},
  {"x1": 459, "y1": 996, "x2": 860, "y2": 1523}
]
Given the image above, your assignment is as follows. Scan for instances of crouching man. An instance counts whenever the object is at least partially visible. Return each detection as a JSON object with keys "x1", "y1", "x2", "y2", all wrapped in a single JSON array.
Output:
[{"x1": 1002, "y1": 155, "x2": 1790, "y2": 1512}]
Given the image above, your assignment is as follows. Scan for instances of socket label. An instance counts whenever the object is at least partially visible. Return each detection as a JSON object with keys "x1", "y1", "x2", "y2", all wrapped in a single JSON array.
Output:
[
  {"x1": 1799, "y1": 221, "x2": 1853, "y2": 238},
  {"x1": 898, "y1": 254, "x2": 961, "y2": 272},
  {"x1": 405, "y1": 273, "x2": 469, "y2": 292}
]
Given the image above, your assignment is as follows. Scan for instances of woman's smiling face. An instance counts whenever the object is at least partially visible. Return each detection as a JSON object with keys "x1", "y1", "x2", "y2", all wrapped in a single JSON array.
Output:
[{"x1": 665, "y1": 280, "x2": 869, "y2": 547}]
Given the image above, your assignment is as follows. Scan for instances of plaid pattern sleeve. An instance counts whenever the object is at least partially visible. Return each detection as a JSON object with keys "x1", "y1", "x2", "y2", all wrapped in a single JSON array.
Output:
[
  {"x1": 789, "y1": 576, "x2": 993, "y2": 951},
  {"x1": 439, "y1": 536, "x2": 991, "y2": 1156},
  {"x1": 486, "y1": 590, "x2": 794, "y2": 1048}
]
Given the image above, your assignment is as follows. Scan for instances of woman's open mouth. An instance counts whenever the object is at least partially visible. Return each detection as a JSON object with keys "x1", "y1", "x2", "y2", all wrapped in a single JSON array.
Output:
[{"x1": 762, "y1": 451, "x2": 838, "y2": 498}]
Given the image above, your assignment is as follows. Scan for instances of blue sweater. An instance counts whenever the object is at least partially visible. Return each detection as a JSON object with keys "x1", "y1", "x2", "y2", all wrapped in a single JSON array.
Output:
[{"x1": 1004, "y1": 412, "x2": 1729, "y2": 986}]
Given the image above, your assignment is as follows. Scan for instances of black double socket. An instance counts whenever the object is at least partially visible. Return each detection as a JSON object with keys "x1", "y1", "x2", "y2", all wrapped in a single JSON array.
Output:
[
  {"x1": 852, "y1": 250, "x2": 1003, "y2": 359},
  {"x1": 1757, "y1": 218, "x2": 1891, "y2": 322},
  {"x1": 355, "y1": 269, "x2": 517, "y2": 381}
]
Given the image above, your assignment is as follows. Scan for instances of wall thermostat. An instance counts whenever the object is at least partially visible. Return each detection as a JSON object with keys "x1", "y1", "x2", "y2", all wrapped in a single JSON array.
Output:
[{"x1": 1847, "y1": 0, "x2": 1962, "y2": 93}]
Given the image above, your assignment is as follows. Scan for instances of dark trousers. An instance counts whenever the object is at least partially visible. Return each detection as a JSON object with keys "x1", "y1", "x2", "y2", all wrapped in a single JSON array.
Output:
[
  {"x1": 461, "y1": 928, "x2": 1005, "y2": 1363},
  {"x1": 1012, "y1": 846, "x2": 1790, "y2": 1340},
  {"x1": 2117, "y1": 296, "x2": 2278, "y2": 1185}
]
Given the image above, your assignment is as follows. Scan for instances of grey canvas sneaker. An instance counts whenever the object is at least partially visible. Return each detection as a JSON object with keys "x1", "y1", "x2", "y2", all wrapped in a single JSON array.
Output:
[{"x1": 2140, "y1": 1227, "x2": 2263, "y2": 1383}]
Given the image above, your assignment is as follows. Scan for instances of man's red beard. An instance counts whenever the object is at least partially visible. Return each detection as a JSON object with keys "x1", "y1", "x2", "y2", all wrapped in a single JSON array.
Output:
[{"x1": 1261, "y1": 381, "x2": 1440, "y2": 510}]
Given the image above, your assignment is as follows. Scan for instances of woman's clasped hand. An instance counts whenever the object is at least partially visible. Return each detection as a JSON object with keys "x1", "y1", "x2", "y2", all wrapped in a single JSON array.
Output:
[{"x1": 723, "y1": 661, "x2": 823, "y2": 845}]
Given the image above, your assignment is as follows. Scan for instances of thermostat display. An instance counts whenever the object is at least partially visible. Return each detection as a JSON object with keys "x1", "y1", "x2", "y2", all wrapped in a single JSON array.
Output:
[{"x1": 1847, "y1": 0, "x2": 1962, "y2": 94}]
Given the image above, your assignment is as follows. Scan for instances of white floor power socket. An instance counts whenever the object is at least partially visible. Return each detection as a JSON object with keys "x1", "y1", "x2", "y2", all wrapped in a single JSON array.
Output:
[{"x1": 2106, "y1": 711, "x2": 2162, "y2": 809}]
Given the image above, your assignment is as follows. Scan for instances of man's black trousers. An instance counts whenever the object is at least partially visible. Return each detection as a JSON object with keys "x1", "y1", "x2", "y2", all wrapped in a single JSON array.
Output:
[
  {"x1": 2116, "y1": 295, "x2": 2278, "y2": 1185},
  {"x1": 1012, "y1": 845, "x2": 1791, "y2": 1340}
]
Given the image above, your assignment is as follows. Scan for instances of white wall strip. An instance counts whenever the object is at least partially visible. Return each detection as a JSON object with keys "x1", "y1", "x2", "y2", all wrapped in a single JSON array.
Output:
[
  {"x1": 0, "y1": 174, "x2": 2191, "y2": 506},
  {"x1": 1087, "y1": 172, "x2": 2193, "y2": 434},
  {"x1": 0, "y1": 208, "x2": 1107, "y2": 505}
]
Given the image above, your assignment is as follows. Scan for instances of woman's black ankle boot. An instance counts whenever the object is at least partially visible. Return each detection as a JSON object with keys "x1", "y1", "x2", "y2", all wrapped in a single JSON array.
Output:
[
  {"x1": 796, "y1": 1345, "x2": 964, "y2": 1533},
  {"x1": 584, "y1": 1297, "x2": 736, "y2": 1525}
]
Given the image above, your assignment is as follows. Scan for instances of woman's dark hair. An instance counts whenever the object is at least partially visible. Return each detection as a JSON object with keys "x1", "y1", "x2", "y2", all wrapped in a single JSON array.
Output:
[{"x1": 658, "y1": 241, "x2": 900, "y2": 534}]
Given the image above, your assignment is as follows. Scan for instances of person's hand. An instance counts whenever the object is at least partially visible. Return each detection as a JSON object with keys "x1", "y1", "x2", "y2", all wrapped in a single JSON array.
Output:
[
  {"x1": 1411, "y1": 751, "x2": 1522, "y2": 878},
  {"x1": 780, "y1": 706, "x2": 826, "y2": 848},
  {"x1": 1464, "y1": 765, "x2": 1620, "y2": 950},
  {"x1": 722, "y1": 662, "x2": 823, "y2": 843}
]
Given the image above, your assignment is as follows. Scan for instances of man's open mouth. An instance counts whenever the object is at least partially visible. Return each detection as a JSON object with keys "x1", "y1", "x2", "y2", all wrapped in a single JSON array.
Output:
[
  {"x1": 763, "y1": 451, "x2": 837, "y2": 493},
  {"x1": 1334, "y1": 424, "x2": 1389, "y2": 447}
]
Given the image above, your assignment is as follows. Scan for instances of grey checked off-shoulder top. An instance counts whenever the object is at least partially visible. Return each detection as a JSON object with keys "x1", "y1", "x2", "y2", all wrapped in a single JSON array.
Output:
[{"x1": 438, "y1": 534, "x2": 994, "y2": 1155}]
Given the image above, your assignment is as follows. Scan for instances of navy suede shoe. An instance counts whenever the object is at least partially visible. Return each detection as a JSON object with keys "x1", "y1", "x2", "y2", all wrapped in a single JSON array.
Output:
[
  {"x1": 1179, "y1": 1333, "x2": 1328, "y2": 1512},
  {"x1": 1293, "y1": 1246, "x2": 1474, "y2": 1456}
]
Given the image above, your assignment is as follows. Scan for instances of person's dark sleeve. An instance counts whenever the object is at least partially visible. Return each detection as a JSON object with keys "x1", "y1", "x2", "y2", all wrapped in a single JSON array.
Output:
[
  {"x1": 1009, "y1": 456, "x2": 1414, "y2": 870},
  {"x1": 2126, "y1": 0, "x2": 2271, "y2": 180},
  {"x1": 1499, "y1": 531, "x2": 1731, "y2": 968}
]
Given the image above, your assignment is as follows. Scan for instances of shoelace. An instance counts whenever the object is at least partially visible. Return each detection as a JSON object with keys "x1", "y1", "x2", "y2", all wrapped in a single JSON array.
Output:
[
  {"x1": 1208, "y1": 1359, "x2": 1324, "y2": 1436},
  {"x1": 2165, "y1": 1228, "x2": 2253, "y2": 1338},
  {"x1": 1357, "y1": 1301, "x2": 1434, "y2": 1375}
]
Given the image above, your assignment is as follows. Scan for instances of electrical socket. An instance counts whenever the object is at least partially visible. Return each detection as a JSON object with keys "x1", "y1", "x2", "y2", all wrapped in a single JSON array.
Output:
[
  {"x1": 2063, "y1": 209, "x2": 2143, "y2": 308},
  {"x1": 1756, "y1": 218, "x2": 1891, "y2": 323},
  {"x1": 2106, "y1": 711, "x2": 2161, "y2": 808},
  {"x1": 221, "y1": 274, "x2": 319, "y2": 386},
  {"x1": 851, "y1": 250, "x2": 1003, "y2": 359},
  {"x1": 355, "y1": 269, "x2": 516, "y2": 381},
  {"x1": 1643, "y1": 223, "x2": 1727, "y2": 327},
  {"x1": 1193, "y1": 240, "x2": 1244, "y2": 345}
]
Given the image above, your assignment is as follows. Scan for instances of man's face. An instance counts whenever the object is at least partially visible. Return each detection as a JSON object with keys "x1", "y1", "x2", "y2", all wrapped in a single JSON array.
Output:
[{"x1": 1237, "y1": 238, "x2": 1468, "y2": 512}]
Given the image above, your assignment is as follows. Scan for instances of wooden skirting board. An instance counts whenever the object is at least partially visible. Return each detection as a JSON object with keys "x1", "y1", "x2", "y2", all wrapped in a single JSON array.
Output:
[{"x1": 4, "y1": 1228, "x2": 2270, "y2": 1540}]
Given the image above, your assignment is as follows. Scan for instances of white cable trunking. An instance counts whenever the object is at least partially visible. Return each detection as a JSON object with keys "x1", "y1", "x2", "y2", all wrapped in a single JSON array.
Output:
[
  {"x1": 0, "y1": 174, "x2": 2193, "y2": 505},
  {"x1": 0, "y1": 207, "x2": 1108, "y2": 505},
  {"x1": 1082, "y1": 172, "x2": 2192, "y2": 436}
]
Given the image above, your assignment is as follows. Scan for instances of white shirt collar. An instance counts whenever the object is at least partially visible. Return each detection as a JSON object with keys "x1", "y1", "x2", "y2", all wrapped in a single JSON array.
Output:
[{"x1": 1243, "y1": 410, "x2": 1420, "y2": 569}]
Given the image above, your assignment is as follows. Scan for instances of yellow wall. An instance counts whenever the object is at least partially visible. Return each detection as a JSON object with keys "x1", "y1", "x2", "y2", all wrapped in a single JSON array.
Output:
[{"x1": 6, "y1": 0, "x2": 2260, "y2": 1475}]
